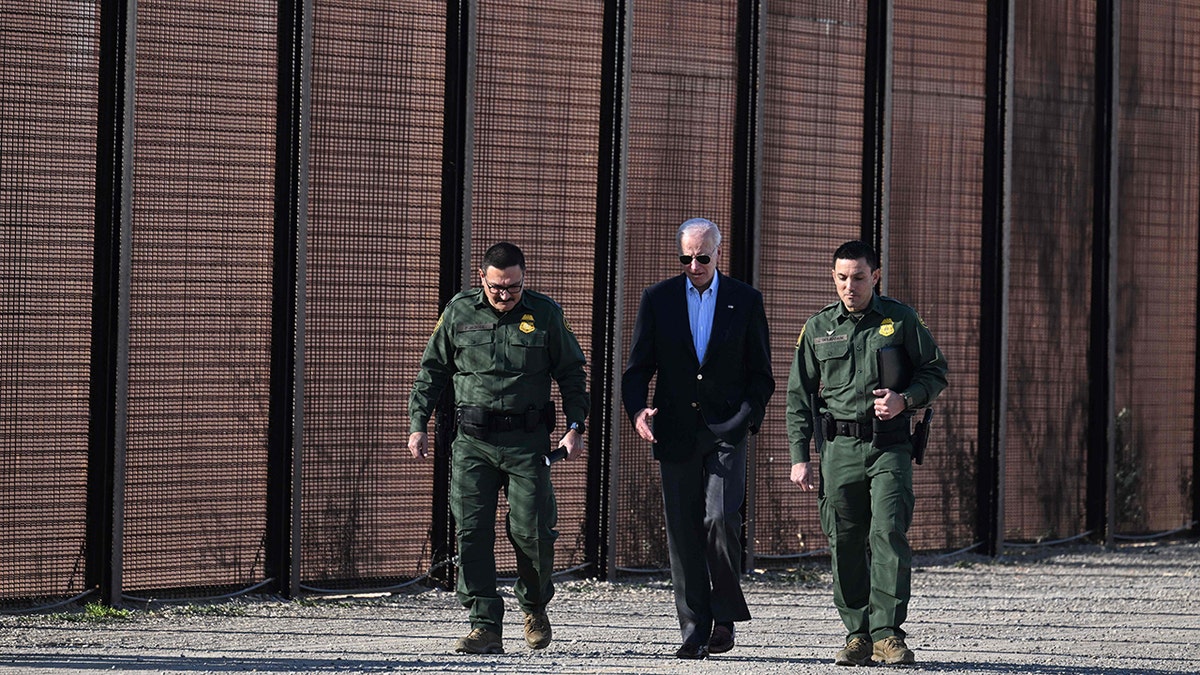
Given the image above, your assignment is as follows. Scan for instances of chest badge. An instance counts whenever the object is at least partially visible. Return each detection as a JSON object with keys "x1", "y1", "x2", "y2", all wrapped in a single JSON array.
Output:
[
  {"x1": 879, "y1": 318, "x2": 895, "y2": 337},
  {"x1": 519, "y1": 313, "x2": 536, "y2": 334}
]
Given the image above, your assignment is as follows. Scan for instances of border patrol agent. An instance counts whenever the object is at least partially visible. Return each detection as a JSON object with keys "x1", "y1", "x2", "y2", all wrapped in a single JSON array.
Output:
[
  {"x1": 408, "y1": 242, "x2": 589, "y2": 655},
  {"x1": 786, "y1": 240, "x2": 947, "y2": 667}
]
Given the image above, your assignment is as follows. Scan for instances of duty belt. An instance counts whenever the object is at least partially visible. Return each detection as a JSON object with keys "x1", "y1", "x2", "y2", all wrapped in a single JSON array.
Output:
[
  {"x1": 829, "y1": 418, "x2": 873, "y2": 441},
  {"x1": 456, "y1": 404, "x2": 549, "y2": 439},
  {"x1": 484, "y1": 411, "x2": 530, "y2": 432}
]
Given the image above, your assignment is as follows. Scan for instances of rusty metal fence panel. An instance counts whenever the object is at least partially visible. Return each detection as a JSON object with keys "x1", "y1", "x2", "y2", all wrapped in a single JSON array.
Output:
[
  {"x1": 754, "y1": 0, "x2": 867, "y2": 560},
  {"x1": 888, "y1": 0, "x2": 985, "y2": 551},
  {"x1": 470, "y1": 0, "x2": 605, "y2": 575},
  {"x1": 121, "y1": 0, "x2": 277, "y2": 595},
  {"x1": 1, "y1": 0, "x2": 1197, "y2": 606},
  {"x1": 299, "y1": 0, "x2": 446, "y2": 589},
  {"x1": 0, "y1": 0, "x2": 97, "y2": 603}
]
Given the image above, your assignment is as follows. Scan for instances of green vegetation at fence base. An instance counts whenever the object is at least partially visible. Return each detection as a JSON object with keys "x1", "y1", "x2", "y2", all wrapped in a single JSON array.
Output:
[{"x1": 39, "y1": 602, "x2": 134, "y2": 624}]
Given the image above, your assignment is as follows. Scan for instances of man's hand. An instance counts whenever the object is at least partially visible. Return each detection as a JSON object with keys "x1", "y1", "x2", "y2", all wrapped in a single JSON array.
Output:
[
  {"x1": 634, "y1": 407, "x2": 658, "y2": 443},
  {"x1": 556, "y1": 426, "x2": 585, "y2": 460},
  {"x1": 408, "y1": 431, "x2": 428, "y2": 459},
  {"x1": 791, "y1": 462, "x2": 814, "y2": 491},
  {"x1": 872, "y1": 388, "x2": 906, "y2": 421}
]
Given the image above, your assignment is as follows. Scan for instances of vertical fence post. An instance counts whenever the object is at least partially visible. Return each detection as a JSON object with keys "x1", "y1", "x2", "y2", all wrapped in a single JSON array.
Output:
[
  {"x1": 1088, "y1": 0, "x2": 1119, "y2": 547},
  {"x1": 862, "y1": 0, "x2": 891, "y2": 256},
  {"x1": 978, "y1": 0, "x2": 1013, "y2": 557},
  {"x1": 591, "y1": 0, "x2": 630, "y2": 582},
  {"x1": 267, "y1": 0, "x2": 312, "y2": 598},
  {"x1": 431, "y1": 0, "x2": 475, "y2": 590},
  {"x1": 731, "y1": 0, "x2": 763, "y2": 571},
  {"x1": 89, "y1": 0, "x2": 135, "y2": 607}
]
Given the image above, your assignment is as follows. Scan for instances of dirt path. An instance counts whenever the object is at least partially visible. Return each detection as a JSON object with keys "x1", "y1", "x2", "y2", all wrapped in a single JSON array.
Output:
[{"x1": 2, "y1": 540, "x2": 1197, "y2": 674}]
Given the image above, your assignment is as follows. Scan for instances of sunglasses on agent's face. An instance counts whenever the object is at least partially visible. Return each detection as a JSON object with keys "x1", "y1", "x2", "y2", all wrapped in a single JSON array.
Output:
[{"x1": 679, "y1": 253, "x2": 712, "y2": 266}]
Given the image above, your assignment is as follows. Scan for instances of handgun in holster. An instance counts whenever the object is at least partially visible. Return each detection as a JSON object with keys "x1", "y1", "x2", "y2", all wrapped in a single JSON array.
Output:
[{"x1": 910, "y1": 407, "x2": 934, "y2": 465}]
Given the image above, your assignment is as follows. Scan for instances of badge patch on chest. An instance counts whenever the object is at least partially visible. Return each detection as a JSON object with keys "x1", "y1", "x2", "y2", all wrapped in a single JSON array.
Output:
[
  {"x1": 879, "y1": 318, "x2": 895, "y2": 337},
  {"x1": 519, "y1": 314, "x2": 536, "y2": 334}
]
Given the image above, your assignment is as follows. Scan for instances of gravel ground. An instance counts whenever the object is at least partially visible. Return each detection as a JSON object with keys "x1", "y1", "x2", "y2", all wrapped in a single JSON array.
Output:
[{"x1": 1, "y1": 540, "x2": 1197, "y2": 674}]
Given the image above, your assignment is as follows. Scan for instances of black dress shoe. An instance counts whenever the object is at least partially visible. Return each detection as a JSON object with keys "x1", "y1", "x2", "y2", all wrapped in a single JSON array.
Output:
[
  {"x1": 675, "y1": 640, "x2": 709, "y2": 659},
  {"x1": 708, "y1": 623, "x2": 735, "y2": 654}
]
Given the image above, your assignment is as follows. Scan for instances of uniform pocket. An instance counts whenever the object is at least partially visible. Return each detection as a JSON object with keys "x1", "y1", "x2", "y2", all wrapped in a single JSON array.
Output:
[
  {"x1": 813, "y1": 335, "x2": 850, "y2": 385},
  {"x1": 508, "y1": 330, "x2": 548, "y2": 372},
  {"x1": 453, "y1": 329, "x2": 495, "y2": 372}
]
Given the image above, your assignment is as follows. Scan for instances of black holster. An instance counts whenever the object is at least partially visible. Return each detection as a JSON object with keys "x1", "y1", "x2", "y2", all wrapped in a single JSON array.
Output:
[
  {"x1": 456, "y1": 406, "x2": 490, "y2": 439},
  {"x1": 910, "y1": 408, "x2": 934, "y2": 465}
]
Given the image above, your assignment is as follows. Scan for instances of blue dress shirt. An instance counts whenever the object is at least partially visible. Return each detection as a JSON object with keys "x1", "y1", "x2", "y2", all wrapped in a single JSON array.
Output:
[{"x1": 686, "y1": 273, "x2": 719, "y2": 364}]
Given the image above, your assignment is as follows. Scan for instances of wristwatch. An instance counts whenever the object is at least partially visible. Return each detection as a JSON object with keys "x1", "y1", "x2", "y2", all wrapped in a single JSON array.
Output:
[
  {"x1": 569, "y1": 421, "x2": 585, "y2": 434},
  {"x1": 900, "y1": 392, "x2": 913, "y2": 409}
]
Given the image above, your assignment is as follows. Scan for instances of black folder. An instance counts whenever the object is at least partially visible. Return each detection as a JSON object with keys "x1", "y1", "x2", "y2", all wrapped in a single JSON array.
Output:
[{"x1": 877, "y1": 345, "x2": 913, "y2": 392}]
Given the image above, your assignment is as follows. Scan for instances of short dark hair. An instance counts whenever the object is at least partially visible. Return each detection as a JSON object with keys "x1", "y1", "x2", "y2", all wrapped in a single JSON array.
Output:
[
  {"x1": 481, "y1": 241, "x2": 526, "y2": 271},
  {"x1": 834, "y1": 240, "x2": 879, "y2": 270}
]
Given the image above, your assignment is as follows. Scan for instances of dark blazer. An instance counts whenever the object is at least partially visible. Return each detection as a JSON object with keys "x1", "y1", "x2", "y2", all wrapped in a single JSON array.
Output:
[{"x1": 622, "y1": 272, "x2": 774, "y2": 462}]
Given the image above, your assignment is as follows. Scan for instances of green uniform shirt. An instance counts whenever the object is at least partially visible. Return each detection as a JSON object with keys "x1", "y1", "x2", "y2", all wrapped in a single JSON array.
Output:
[
  {"x1": 786, "y1": 294, "x2": 948, "y2": 463},
  {"x1": 409, "y1": 287, "x2": 589, "y2": 432}
]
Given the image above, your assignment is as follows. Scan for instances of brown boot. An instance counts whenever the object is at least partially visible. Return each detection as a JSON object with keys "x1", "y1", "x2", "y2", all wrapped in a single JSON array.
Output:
[
  {"x1": 454, "y1": 627, "x2": 503, "y2": 654},
  {"x1": 834, "y1": 635, "x2": 873, "y2": 666},
  {"x1": 524, "y1": 611, "x2": 552, "y2": 649},
  {"x1": 873, "y1": 636, "x2": 916, "y2": 664}
]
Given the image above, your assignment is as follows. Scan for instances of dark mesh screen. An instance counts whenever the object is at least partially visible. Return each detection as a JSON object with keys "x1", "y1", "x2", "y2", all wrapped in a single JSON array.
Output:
[
  {"x1": 888, "y1": 1, "x2": 985, "y2": 550},
  {"x1": 1004, "y1": 1, "x2": 1095, "y2": 541},
  {"x1": 471, "y1": 0, "x2": 603, "y2": 574},
  {"x1": 0, "y1": 2, "x2": 97, "y2": 601},
  {"x1": 616, "y1": 0, "x2": 739, "y2": 570},
  {"x1": 3, "y1": 0, "x2": 1200, "y2": 605},
  {"x1": 123, "y1": 0, "x2": 276, "y2": 592},
  {"x1": 1113, "y1": 2, "x2": 1199, "y2": 534},
  {"x1": 301, "y1": 0, "x2": 446, "y2": 584},
  {"x1": 754, "y1": 0, "x2": 867, "y2": 559}
]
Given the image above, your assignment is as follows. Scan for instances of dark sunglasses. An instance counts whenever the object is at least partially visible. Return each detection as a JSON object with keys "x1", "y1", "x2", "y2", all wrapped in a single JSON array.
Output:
[{"x1": 679, "y1": 254, "x2": 712, "y2": 265}]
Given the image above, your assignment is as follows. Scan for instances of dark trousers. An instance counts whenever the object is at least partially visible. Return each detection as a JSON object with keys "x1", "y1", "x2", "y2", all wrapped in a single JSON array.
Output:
[
  {"x1": 659, "y1": 433, "x2": 751, "y2": 644},
  {"x1": 451, "y1": 429, "x2": 557, "y2": 635},
  {"x1": 818, "y1": 435, "x2": 914, "y2": 642}
]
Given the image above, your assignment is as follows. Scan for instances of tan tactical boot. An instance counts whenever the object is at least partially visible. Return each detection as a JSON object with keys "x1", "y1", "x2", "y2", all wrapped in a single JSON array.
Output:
[
  {"x1": 835, "y1": 635, "x2": 874, "y2": 666},
  {"x1": 873, "y1": 635, "x2": 916, "y2": 664},
  {"x1": 524, "y1": 611, "x2": 552, "y2": 649},
  {"x1": 454, "y1": 627, "x2": 503, "y2": 654}
]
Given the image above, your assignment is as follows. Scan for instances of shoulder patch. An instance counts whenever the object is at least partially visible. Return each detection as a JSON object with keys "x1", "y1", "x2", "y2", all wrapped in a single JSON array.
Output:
[{"x1": 796, "y1": 324, "x2": 805, "y2": 346}]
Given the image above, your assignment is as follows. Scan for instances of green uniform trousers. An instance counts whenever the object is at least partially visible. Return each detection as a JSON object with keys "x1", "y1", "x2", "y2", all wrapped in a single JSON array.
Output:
[
  {"x1": 818, "y1": 435, "x2": 914, "y2": 642},
  {"x1": 451, "y1": 428, "x2": 558, "y2": 635}
]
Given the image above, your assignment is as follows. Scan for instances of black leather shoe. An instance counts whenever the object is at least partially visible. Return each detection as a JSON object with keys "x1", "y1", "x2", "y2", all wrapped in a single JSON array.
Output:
[
  {"x1": 675, "y1": 640, "x2": 709, "y2": 659},
  {"x1": 708, "y1": 623, "x2": 735, "y2": 654}
]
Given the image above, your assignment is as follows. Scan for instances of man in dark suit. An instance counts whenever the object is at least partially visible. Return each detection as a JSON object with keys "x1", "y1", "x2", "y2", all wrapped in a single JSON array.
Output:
[{"x1": 622, "y1": 218, "x2": 775, "y2": 659}]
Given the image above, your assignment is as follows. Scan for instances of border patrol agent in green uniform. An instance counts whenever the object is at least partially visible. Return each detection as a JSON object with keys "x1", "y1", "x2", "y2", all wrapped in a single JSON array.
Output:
[
  {"x1": 408, "y1": 242, "x2": 589, "y2": 655},
  {"x1": 785, "y1": 241, "x2": 947, "y2": 667}
]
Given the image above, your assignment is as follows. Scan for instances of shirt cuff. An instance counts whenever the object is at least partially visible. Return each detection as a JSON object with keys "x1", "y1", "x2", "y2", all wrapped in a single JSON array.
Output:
[{"x1": 790, "y1": 441, "x2": 811, "y2": 464}]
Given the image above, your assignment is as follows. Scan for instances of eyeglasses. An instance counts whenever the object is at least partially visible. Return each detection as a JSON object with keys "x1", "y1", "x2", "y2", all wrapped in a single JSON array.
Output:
[
  {"x1": 679, "y1": 254, "x2": 712, "y2": 265},
  {"x1": 486, "y1": 280, "x2": 524, "y2": 295}
]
